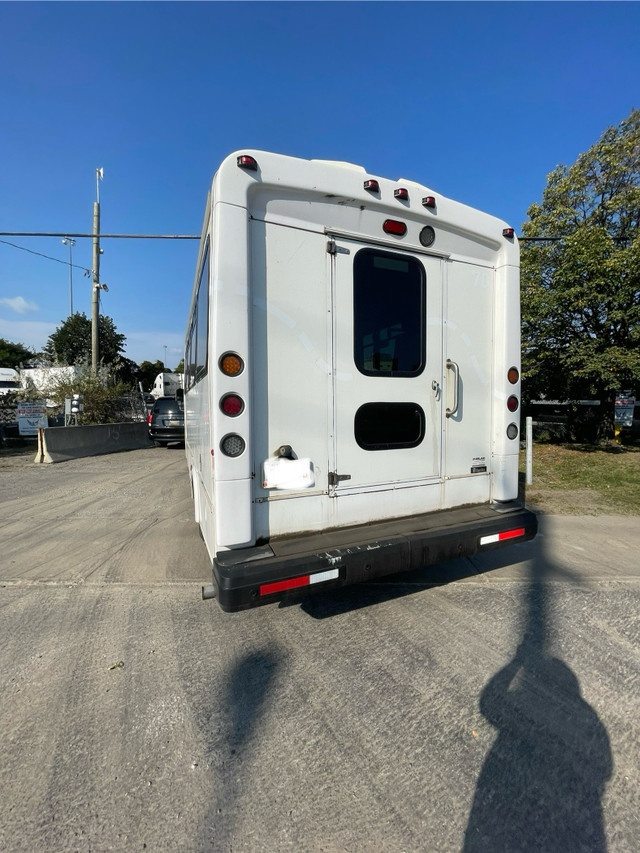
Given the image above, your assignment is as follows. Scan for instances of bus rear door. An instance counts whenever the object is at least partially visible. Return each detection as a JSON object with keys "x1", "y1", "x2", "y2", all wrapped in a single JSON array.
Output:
[{"x1": 330, "y1": 239, "x2": 443, "y2": 496}]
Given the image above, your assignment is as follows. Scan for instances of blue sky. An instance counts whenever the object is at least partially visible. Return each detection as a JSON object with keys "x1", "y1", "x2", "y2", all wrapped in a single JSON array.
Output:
[{"x1": 1, "y1": 1, "x2": 638, "y2": 368}]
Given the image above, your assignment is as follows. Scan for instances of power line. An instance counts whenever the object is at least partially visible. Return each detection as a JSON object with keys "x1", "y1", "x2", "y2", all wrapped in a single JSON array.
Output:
[
  {"x1": 0, "y1": 231, "x2": 200, "y2": 239},
  {"x1": 0, "y1": 237, "x2": 93, "y2": 275}
]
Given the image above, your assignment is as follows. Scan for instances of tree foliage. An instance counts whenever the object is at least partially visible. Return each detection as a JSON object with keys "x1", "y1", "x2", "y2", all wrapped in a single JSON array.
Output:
[
  {"x1": 46, "y1": 367, "x2": 132, "y2": 425},
  {"x1": 0, "y1": 338, "x2": 35, "y2": 368},
  {"x1": 43, "y1": 312, "x2": 126, "y2": 366},
  {"x1": 521, "y1": 109, "x2": 640, "y2": 439},
  {"x1": 138, "y1": 360, "x2": 166, "y2": 392}
]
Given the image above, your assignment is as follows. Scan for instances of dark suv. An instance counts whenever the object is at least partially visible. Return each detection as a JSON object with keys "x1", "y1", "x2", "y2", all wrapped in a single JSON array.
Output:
[{"x1": 148, "y1": 396, "x2": 184, "y2": 446}]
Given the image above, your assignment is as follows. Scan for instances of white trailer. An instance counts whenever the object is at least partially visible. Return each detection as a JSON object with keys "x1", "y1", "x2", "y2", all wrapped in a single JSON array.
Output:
[
  {"x1": 0, "y1": 367, "x2": 20, "y2": 396},
  {"x1": 185, "y1": 151, "x2": 537, "y2": 611},
  {"x1": 151, "y1": 371, "x2": 182, "y2": 399}
]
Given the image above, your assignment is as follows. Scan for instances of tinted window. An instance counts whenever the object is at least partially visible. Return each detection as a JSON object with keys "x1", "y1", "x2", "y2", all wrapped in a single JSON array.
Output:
[
  {"x1": 186, "y1": 240, "x2": 210, "y2": 390},
  {"x1": 354, "y1": 249, "x2": 425, "y2": 377},
  {"x1": 355, "y1": 402, "x2": 425, "y2": 450},
  {"x1": 153, "y1": 398, "x2": 183, "y2": 415}
]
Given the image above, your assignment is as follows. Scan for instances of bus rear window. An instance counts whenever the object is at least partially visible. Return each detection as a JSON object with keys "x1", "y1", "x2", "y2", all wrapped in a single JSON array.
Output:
[
  {"x1": 353, "y1": 248, "x2": 425, "y2": 377},
  {"x1": 355, "y1": 402, "x2": 425, "y2": 450}
]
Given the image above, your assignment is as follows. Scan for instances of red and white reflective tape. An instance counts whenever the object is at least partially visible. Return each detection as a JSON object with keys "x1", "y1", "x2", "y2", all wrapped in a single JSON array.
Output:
[
  {"x1": 260, "y1": 568, "x2": 339, "y2": 597},
  {"x1": 480, "y1": 528, "x2": 525, "y2": 546}
]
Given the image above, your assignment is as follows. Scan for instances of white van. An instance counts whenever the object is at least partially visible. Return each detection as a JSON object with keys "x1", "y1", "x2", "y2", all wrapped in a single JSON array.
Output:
[{"x1": 185, "y1": 151, "x2": 537, "y2": 611}]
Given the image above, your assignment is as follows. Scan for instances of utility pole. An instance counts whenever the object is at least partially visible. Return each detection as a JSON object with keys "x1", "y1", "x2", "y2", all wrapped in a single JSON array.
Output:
[
  {"x1": 91, "y1": 168, "x2": 103, "y2": 372},
  {"x1": 62, "y1": 236, "x2": 75, "y2": 316}
]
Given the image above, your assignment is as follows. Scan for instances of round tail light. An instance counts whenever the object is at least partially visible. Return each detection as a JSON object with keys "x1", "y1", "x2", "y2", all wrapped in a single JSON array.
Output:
[
  {"x1": 507, "y1": 395, "x2": 519, "y2": 413},
  {"x1": 220, "y1": 434, "x2": 245, "y2": 457},
  {"x1": 219, "y1": 352, "x2": 244, "y2": 376},
  {"x1": 220, "y1": 394, "x2": 244, "y2": 417}
]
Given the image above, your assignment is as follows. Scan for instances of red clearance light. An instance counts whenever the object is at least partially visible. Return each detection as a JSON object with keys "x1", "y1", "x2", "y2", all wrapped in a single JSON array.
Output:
[
  {"x1": 383, "y1": 219, "x2": 407, "y2": 236},
  {"x1": 364, "y1": 179, "x2": 379, "y2": 192},
  {"x1": 237, "y1": 155, "x2": 258, "y2": 171},
  {"x1": 507, "y1": 395, "x2": 519, "y2": 412},
  {"x1": 503, "y1": 228, "x2": 515, "y2": 238},
  {"x1": 422, "y1": 196, "x2": 436, "y2": 209},
  {"x1": 394, "y1": 188, "x2": 409, "y2": 200}
]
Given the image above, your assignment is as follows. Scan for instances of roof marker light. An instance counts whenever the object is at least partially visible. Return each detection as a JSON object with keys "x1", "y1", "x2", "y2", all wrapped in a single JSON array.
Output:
[
  {"x1": 237, "y1": 155, "x2": 258, "y2": 171},
  {"x1": 383, "y1": 219, "x2": 407, "y2": 236},
  {"x1": 364, "y1": 179, "x2": 379, "y2": 192},
  {"x1": 422, "y1": 196, "x2": 436, "y2": 209},
  {"x1": 503, "y1": 228, "x2": 515, "y2": 238},
  {"x1": 394, "y1": 188, "x2": 409, "y2": 201}
]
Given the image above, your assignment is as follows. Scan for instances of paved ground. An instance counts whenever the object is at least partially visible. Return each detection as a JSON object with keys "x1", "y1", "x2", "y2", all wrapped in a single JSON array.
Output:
[{"x1": 1, "y1": 447, "x2": 639, "y2": 852}]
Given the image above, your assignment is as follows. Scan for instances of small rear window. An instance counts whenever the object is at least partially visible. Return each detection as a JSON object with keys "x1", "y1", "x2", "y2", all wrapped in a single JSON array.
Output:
[{"x1": 355, "y1": 402, "x2": 425, "y2": 450}]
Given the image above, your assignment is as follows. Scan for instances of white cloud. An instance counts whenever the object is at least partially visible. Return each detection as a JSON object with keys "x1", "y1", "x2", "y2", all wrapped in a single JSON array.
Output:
[
  {"x1": 0, "y1": 318, "x2": 56, "y2": 351},
  {"x1": 0, "y1": 296, "x2": 39, "y2": 314}
]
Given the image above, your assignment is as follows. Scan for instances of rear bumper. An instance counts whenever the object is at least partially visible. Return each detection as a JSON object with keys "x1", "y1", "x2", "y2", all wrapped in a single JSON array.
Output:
[
  {"x1": 149, "y1": 428, "x2": 185, "y2": 443},
  {"x1": 210, "y1": 501, "x2": 537, "y2": 612}
]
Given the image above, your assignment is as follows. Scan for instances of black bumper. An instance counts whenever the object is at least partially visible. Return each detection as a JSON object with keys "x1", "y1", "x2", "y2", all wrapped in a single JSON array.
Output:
[{"x1": 210, "y1": 502, "x2": 537, "y2": 612}]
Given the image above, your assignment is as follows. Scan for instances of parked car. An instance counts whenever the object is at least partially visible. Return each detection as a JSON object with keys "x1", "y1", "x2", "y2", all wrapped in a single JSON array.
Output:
[{"x1": 148, "y1": 396, "x2": 184, "y2": 446}]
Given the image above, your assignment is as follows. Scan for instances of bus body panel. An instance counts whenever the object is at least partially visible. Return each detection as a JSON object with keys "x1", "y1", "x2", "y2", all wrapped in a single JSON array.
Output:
[{"x1": 185, "y1": 151, "x2": 536, "y2": 608}]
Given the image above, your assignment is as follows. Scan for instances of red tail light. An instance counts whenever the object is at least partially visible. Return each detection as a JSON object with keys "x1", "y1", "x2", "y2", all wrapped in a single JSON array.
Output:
[
  {"x1": 383, "y1": 219, "x2": 407, "y2": 236},
  {"x1": 147, "y1": 413, "x2": 152, "y2": 424},
  {"x1": 220, "y1": 394, "x2": 244, "y2": 416}
]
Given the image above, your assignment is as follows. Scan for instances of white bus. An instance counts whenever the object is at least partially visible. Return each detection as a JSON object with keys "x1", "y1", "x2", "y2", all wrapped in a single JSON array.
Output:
[{"x1": 185, "y1": 151, "x2": 537, "y2": 611}]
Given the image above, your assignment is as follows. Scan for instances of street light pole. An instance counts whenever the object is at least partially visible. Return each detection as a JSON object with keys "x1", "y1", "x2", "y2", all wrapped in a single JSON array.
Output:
[
  {"x1": 91, "y1": 168, "x2": 103, "y2": 372},
  {"x1": 62, "y1": 236, "x2": 75, "y2": 316}
]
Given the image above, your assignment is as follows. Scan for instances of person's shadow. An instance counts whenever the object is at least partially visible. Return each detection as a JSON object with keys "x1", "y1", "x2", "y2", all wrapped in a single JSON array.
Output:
[{"x1": 463, "y1": 534, "x2": 613, "y2": 852}]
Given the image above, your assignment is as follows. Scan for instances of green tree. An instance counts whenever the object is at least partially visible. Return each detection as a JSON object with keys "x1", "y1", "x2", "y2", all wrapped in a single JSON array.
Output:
[
  {"x1": 138, "y1": 359, "x2": 165, "y2": 392},
  {"x1": 43, "y1": 312, "x2": 126, "y2": 366},
  {"x1": 174, "y1": 358, "x2": 184, "y2": 373},
  {"x1": 521, "y1": 109, "x2": 640, "y2": 441},
  {"x1": 0, "y1": 337, "x2": 35, "y2": 368}
]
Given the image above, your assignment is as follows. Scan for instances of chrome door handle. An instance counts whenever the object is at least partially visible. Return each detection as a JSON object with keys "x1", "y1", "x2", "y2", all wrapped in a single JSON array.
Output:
[{"x1": 446, "y1": 358, "x2": 460, "y2": 418}]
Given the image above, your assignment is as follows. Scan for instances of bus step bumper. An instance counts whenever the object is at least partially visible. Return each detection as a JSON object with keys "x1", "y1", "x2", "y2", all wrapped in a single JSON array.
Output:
[{"x1": 208, "y1": 502, "x2": 537, "y2": 612}]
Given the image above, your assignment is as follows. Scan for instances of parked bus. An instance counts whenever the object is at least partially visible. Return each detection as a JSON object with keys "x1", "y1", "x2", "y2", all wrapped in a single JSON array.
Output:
[{"x1": 185, "y1": 151, "x2": 537, "y2": 611}]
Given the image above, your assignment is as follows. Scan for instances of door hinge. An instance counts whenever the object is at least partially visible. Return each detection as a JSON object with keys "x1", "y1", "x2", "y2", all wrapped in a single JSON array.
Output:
[
  {"x1": 328, "y1": 472, "x2": 351, "y2": 486},
  {"x1": 326, "y1": 239, "x2": 350, "y2": 256}
]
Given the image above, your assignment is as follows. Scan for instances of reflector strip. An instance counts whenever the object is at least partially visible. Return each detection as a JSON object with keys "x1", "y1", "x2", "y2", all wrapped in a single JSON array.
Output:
[
  {"x1": 480, "y1": 528, "x2": 525, "y2": 546},
  {"x1": 260, "y1": 568, "x2": 339, "y2": 596}
]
